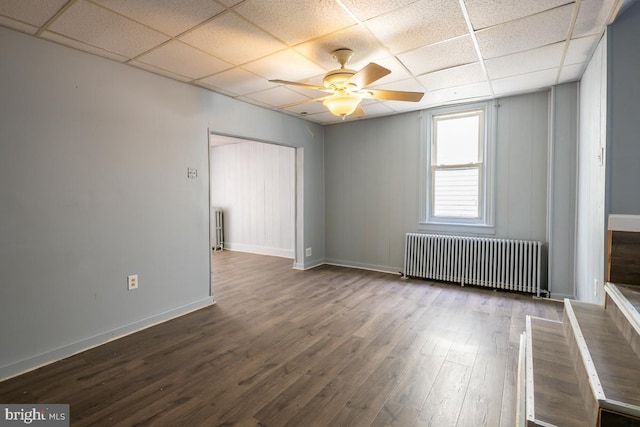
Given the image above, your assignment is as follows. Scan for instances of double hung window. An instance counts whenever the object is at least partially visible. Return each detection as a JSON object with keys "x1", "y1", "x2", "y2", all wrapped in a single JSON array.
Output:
[{"x1": 422, "y1": 102, "x2": 494, "y2": 232}]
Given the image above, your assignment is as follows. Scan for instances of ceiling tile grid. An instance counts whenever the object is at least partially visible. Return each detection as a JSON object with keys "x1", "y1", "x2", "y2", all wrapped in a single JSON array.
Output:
[
  {"x1": 47, "y1": 0, "x2": 170, "y2": 58},
  {"x1": 417, "y1": 62, "x2": 487, "y2": 91},
  {"x1": 464, "y1": 0, "x2": 573, "y2": 30},
  {"x1": 397, "y1": 35, "x2": 479, "y2": 76},
  {"x1": 484, "y1": 43, "x2": 565, "y2": 80},
  {"x1": 364, "y1": 0, "x2": 469, "y2": 54},
  {"x1": 135, "y1": 40, "x2": 233, "y2": 79},
  {"x1": 41, "y1": 30, "x2": 130, "y2": 62},
  {"x1": 573, "y1": 0, "x2": 618, "y2": 37},
  {"x1": 474, "y1": 4, "x2": 575, "y2": 59},
  {"x1": 179, "y1": 12, "x2": 287, "y2": 66},
  {"x1": 233, "y1": 0, "x2": 357, "y2": 46},
  {"x1": 241, "y1": 49, "x2": 327, "y2": 82},
  {"x1": 0, "y1": 0, "x2": 69, "y2": 27},
  {"x1": 0, "y1": 14, "x2": 39, "y2": 35},
  {"x1": 0, "y1": 0, "x2": 629, "y2": 124},
  {"x1": 196, "y1": 68, "x2": 277, "y2": 97},
  {"x1": 92, "y1": 0, "x2": 225, "y2": 37}
]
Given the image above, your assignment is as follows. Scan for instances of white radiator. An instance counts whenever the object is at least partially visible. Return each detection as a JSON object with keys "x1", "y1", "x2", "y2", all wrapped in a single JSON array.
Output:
[
  {"x1": 211, "y1": 208, "x2": 224, "y2": 251},
  {"x1": 403, "y1": 233, "x2": 544, "y2": 296}
]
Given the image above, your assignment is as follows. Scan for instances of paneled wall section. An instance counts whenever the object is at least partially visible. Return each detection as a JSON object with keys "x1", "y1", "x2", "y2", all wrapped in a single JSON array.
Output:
[
  {"x1": 210, "y1": 141, "x2": 295, "y2": 258},
  {"x1": 576, "y1": 34, "x2": 607, "y2": 304},
  {"x1": 325, "y1": 91, "x2": 550, "y2": 274}
]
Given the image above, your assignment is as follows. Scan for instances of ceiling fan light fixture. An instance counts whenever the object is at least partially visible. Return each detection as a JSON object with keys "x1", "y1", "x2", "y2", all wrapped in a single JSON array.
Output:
[
  {"x1": 323, "y1": 93, "x2": 362, "y2": 119},
  {"x1": 271, "y1": 47, "x2": 423, "y2": 119}
]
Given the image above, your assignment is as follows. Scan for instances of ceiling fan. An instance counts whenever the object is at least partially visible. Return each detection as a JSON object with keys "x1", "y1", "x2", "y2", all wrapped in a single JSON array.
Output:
[{"x1": 270, "y1": 48, "x2": 424, "y2": 120}]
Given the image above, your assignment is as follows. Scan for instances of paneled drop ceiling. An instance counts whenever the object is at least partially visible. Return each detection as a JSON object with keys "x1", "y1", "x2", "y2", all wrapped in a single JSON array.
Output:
[{"x1": 0, "y1": 0, "x2": 631, "y2": 124}]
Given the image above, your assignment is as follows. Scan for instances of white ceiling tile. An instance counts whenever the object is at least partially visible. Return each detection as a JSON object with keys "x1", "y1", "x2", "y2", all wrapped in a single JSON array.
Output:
[
  {"x1": 0, "y1": 0, "x2": 613, "y2": 122},
  {"x1": 339, "y1": 0, "x2": 419, "y2": 21},
  {"x1": 424, "y1": 81, "x2": 492, "y2": 106},
  {"x1": 129, "y1": 60, "x2": 192, "y2": 82},
  {"x1": 558, "y1": 63, "x2": 584, "y2": 82},
  {"x1": 417, "y1": 62, "x2": 486, "y2": 91},
  {"x1": 136, "y1": 41, "x2": 232, "y2": 79},
  {"x1": 398, "y1": 35, "x2": 478, "y2": 76},
  {"x1": 485, "y1": 42, "x2": 564, "y2": 80},
  {"x1": 0, "y1": 15, "x2": 38, "y2": 34},
  {"x1": 234, "y1": 0, "x2": 356, "y2": 46},
  {"x1": 365, "y1": 0, "x2": 468, "y2": 54},
  {"x1": 368, "y1": 57, "x2": 413, "y2": 85},
  {"x1": 244, "y1": 86, "x2": 311, "y2": 108},
  {"x1": 92, "y1": 0, "x2": 224, "y2": 37},
  {"x1": 308, "y1": 110, "x2": 350, "y2": 124},
  {"x1": 492, "y1": 68, "x2": 558, "y2": 97},
  {"x1": 476, "y1": 4, "x2": 573, "y2": 59},
  {"x1": 48, "y1": 0, "x2": 169, "y2": 58},
  {"x1": 282, "y1": 98, "x2": 330, "y2": 116},
  {"x1": 464, "y1": 0, "x2": 573, "y2": 30},
  {"x1": 359, "y1": 100, "x2": 395, "y2": 116},
  {"x1": 565, "y1": 35, "x2": 601, "y2": 65},
  {"x1": 370, "y1": 77, "x2": 425, "y2": 93},
  {"x1": 180, "y1": 12, "x2": 287, "y2": 66},
  {"x1": 367, "y1": 78, "x2": 427, "y2": 111},
  {"x1": 41, "y1": 30, "x2": 129, "y2": 62},
  {"x1": 384, "y1": 100, "x2": 425, "y2": 113},
  {"x1": 294, "y1": 25, "x2": 388, "y2": 71},
  {"x1": 285, "y1": 83, "x2": 331, "y2": 100},
  {"x1": 215, "y1": 0, "x2": 244, "y2": 6},
  {"x1": 573, "y1": 0, "x2": 617, "y2": 37},
  {"x1": 197, "y1": 68, "x2": 276, "y2": 96},
  {"x1": 242, "y1": 49, "x2": 326, "y2": 82},
  {"x1": 0, "y1": 0, "x2": 68, "y2": 27}
]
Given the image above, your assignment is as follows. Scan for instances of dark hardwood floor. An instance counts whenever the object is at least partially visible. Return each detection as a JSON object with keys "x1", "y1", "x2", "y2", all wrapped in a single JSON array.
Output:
[{"x1": 0, "y1": 251, "x2": 564, "y2": 426}]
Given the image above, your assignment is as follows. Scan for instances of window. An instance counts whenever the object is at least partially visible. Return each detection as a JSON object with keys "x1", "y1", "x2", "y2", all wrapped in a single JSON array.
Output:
[{"x1": 422, "y1": 102, "x2": 494, "y2": 233}]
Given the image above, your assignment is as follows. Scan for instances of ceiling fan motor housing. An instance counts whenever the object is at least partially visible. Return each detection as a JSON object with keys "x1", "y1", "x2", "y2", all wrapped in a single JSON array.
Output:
[{"x1": 323, "y1": 69, "x2": 358, "y2": 91}]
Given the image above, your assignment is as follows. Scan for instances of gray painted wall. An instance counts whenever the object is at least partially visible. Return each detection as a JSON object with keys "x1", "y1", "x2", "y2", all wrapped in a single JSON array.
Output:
[
  {"x1": 608, "y1": 2, "x2": 640, "y2": 215},
  {"x1": 325, "y1": 112, "x2": 422, "y2": 272},
  {"x1": 0, "y1": 27, "x2": 324, "y2": 379},
  {"x1": 210, "y1": 141, "x2": 295, "y2": 258},
  {"x1": 494, "y1": 93, "x2": 549, "y2": 241},
  {"x1": 549, "y1": 83, "x2": 578, "y2": 299},
  {"x1": 325, "y1": 91, "x2": 550, "y2": 274}
]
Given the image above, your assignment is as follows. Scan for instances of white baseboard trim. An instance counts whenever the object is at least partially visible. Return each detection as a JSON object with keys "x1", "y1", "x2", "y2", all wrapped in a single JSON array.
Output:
[
  {"x1": 0, "y1": 297, "x2": 214, "y2": 381},
  {"x1": 293, "y1": 259, "x2": 325, "y2": 270},
  {"x1": 550, "y1": 292, "x2": 575, "y2": 301},
  {"x1": 223, "y1": 243, "x2": 294, "y2": 259},
  {"x1": 324, "y1": 258, "x2": 402, "y2": 275}
]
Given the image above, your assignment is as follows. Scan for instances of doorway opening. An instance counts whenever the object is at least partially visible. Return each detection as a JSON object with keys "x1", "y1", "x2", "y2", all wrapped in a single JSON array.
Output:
[{"x1": 208, "y1": 132, "x2": 303, "y2": 297}]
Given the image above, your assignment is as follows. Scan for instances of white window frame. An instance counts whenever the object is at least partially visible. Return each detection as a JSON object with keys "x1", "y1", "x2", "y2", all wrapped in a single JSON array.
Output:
[{"x1": 420, "y1": 101, "x2": 496, "y2": 234}]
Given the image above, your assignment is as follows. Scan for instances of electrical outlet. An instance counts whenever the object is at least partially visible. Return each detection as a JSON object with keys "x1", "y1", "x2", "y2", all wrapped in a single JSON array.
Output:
[
  {"x1": 305, "y1": 247, "x2": 312, "y2": 257},
  {"x1": 594, "y1": 278, "x2": 599, "y2": 297},
  {"x1": 127, "y1": 274, "x2": 138, "y2": 291}
]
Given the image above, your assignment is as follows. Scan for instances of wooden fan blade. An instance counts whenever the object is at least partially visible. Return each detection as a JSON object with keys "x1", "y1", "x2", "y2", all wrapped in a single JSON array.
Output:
[
  {"x1": 278, "y1": 95, "x2": 332, "y2": 109},
  {"x1": 348, "y1": 63, "x2": 391, "y2": 89},
  {"x1": 366, "y1": 89, "x2": 424, "y2": 102},
  {"x1": 269, "y1": 79, "x2": 328, "y2": 92},
  {"x1": 349, "y1": 104, "x2": 366, "y2": 118}
]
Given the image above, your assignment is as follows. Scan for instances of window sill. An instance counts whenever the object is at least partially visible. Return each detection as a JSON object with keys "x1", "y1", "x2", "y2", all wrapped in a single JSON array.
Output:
[{"x1": 418, "y1": 221, "x2": 496, "y2": 236}]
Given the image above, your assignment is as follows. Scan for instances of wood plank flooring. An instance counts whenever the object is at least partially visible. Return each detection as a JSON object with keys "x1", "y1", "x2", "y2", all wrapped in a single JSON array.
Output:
[
  {"x1": 0, "y1": 251, "x2": 564, "y2": 426},
  {"x1": 529, "y1": 317, "x2": 590, "y2": 426}
]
